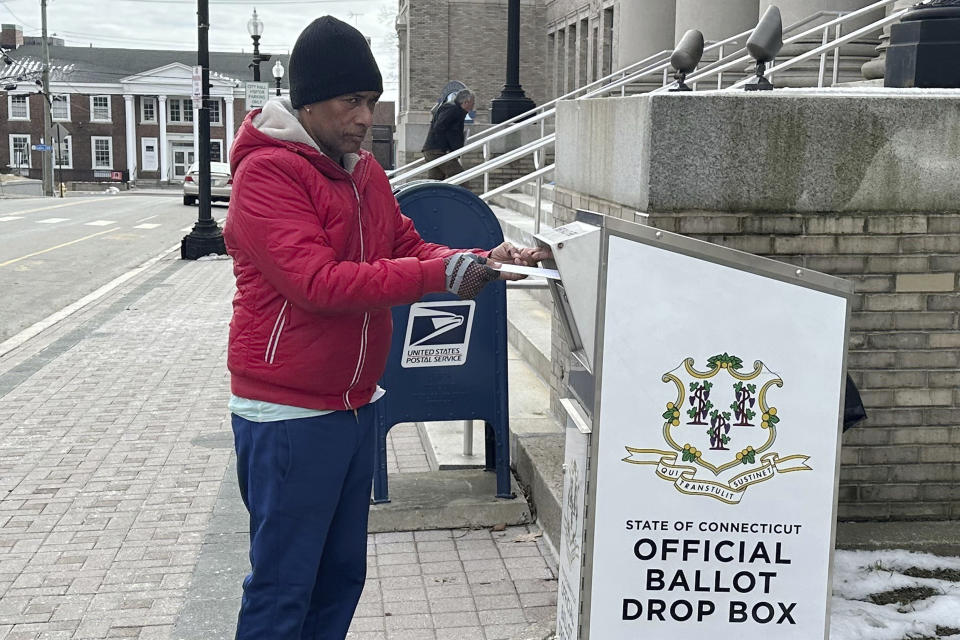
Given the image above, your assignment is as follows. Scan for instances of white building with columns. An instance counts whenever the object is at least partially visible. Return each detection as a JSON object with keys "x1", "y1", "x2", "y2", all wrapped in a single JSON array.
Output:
[{"x1": 0, "y1": 38, "x2": 285, "y2": 185}]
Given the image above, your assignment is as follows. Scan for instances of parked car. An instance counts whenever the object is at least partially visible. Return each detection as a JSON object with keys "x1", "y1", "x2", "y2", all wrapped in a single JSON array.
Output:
[{"x1": 182, "y1": 161, "x2": 232, "y2": 205}]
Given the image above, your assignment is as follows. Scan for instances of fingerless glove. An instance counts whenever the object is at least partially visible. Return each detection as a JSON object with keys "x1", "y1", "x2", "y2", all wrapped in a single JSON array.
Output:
[{"x1": 443, "y1": 253, "x2": 499, "y2": 300}]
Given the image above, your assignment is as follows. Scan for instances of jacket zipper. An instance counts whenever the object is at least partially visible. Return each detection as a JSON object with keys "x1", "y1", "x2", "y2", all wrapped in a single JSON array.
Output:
[
  {"x1": 343, "y1": 177, "x2": 368, "y2": 410},
  {"x1": 264, "y1": 300, "x2": 289, "y2": 364}
]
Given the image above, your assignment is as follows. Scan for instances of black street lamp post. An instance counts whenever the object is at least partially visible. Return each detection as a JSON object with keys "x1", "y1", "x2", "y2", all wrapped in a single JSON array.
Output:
[
  {"x1": 247, "y1": 9, "x2": 270, "y2": 81},
  {"x1": 272, "y1": 59, "x2": 284, "y2": 96},
  {"x1": 490, "y1": 0, "x2": 535, "y2": 124},
  {"x1": 182, "y1": 0, "x2": 225, "y2": 259}
]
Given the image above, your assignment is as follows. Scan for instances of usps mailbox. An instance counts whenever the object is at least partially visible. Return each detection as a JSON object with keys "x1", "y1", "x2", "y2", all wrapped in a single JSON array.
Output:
[
  {"x1": 372, "y1": 182, "x2": 513, "y2": 503},
  {"x1": 541, "y1": 212, "x2": 853, "y2": 640}
]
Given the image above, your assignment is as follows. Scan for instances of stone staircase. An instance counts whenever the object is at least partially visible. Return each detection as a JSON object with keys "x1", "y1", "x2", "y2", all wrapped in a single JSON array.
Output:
[{"x1": 486, "y1": 182, "x2": 567, "y2": 551}]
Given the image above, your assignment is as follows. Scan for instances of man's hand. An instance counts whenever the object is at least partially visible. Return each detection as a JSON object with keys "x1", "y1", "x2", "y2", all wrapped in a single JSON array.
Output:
[
  {"x1": 444, "y1": 253, "x2": 500, "y2": 299},
  {"x1": 486, "y1": 242, "x2": 553, "y2": 281},
  {"x1": 488, "y1": 242, "x2": 553, "y2": 267}
]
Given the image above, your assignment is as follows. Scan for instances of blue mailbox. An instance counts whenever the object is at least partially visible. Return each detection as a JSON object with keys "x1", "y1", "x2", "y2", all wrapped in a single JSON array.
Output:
[{"x1": 373, "y1": 181, "x2": 512, "y2": 503}]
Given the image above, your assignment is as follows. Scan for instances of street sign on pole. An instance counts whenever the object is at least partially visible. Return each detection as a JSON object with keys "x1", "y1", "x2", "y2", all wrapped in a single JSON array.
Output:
[
  {"x1": 192, "y1": 65, "x2": 203, "y2": 101},
  {"x1": 245, "y1": 82, "x2": 269, "y2": 110},
  {"x1": 32, "y1": 144, "x2": 52, "y2": 151}
]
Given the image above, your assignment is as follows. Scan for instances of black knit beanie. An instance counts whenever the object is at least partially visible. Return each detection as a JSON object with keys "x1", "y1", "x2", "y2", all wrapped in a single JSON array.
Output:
[{"x1": 289, "y1": 16, "x2": 383, "y2": 109}]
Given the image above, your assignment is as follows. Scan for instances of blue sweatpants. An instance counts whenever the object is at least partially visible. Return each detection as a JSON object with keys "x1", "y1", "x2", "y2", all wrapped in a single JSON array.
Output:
[{"x1": 231, "y1": 406, "x2": 375, "y2": 640}]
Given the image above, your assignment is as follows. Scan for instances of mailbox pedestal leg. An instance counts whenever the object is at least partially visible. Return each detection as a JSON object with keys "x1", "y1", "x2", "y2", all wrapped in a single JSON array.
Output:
[{"x1": 372, "y1": 408, "x2": 391, "y2": 504}]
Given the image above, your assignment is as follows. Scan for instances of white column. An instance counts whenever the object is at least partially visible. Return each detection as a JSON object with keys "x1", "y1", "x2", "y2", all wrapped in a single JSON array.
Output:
[
  {"x1": 123, "y1": 94, "x2": 137, "y2": 182},
  {"x1": 553, "y1": 29, "x2": 564, "y2": 98},
  {"x1": 193, "y1": 103, "x2": 200, "y2": 164},
  {"x1": 676, "y1": 0, "x2": 758, "y2": 43},
  {"x1": 617, "y1": 0, "x2": 677, "y2": 70},
  {"x1": 158, "y1": 95, "x2": 169, "y2": 182},
  {"x1": 225, "y1": 96, "x2": 235, "y2": 160}
]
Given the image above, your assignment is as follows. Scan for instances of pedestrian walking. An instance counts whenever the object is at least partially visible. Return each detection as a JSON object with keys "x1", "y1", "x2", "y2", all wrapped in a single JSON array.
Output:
[
  {"x1": 222, "y1": 15, "x2": 548, "y2": 640},
  {"x1": 421, "y1": 88, "x2": 475, "y2": 180}
]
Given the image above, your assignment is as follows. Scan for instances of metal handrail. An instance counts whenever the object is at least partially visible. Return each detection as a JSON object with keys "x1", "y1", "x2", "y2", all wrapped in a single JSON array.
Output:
[
  {"x1": 664, "y1": 0, "x2": 898, "y2": 92},
  {"x1": 390, "y1": 0, "x2": 904, "y2": 218},
  {"x1": 391, "y1": 108, "x2": 555, "y2": 183},
  {"x1": 385, "y1": 48, "x2": 673, "y2": 178},
  {"x1": 444, "y1": 134, "x2": 556, "y2": 187},
  {"x1": 389, "y1": 7, "x2": 853, "y2": 177},
  {"x1": 386, "y1": 157, "x2": 422, "y2": 178},
  {"x1": 480, "y1": 164, "x2": 554, "y2": 201},
  {"x1": 729, "y1": 6, "x2": 908, "y2": 89}
]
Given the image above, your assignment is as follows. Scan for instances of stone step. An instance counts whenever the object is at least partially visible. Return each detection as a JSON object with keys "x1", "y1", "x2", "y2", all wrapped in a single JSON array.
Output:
[
  {"x1": 506, "y1": 285, "x2": 552, "y2": 386},
  {"x1": 503, "y1": 286, "x2": 563, "y2": 551},
  {"x1": 488, "y1": 202, "x2": 552, "y2": 250}
]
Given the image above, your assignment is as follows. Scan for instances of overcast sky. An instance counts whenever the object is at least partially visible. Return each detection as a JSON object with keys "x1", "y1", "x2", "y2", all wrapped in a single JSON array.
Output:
[{"x1": 1, "y1": 0, "x2": 399, "y2": 101}]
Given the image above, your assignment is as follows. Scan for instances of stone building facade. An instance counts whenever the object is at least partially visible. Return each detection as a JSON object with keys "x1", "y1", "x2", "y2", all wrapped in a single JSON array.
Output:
[{"x1": 395, "y1": 0, "x2": 547, "y2": 164}]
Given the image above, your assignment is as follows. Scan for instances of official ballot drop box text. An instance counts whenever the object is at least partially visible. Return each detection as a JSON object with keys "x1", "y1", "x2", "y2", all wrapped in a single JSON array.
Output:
[{"x1": 539, "y1": 212, "x2": 853, "y2": 640}]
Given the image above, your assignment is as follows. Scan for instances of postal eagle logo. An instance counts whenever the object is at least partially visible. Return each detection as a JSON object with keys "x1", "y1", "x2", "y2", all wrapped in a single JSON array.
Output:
[{"x1": 622, "y1": 353, "x2": 811, "y2": 504}]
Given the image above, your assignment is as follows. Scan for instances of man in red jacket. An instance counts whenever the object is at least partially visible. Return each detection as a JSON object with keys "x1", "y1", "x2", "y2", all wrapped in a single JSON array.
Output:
[{"x1": 223, "y1": 15, "x2": 548, "y2": 640}]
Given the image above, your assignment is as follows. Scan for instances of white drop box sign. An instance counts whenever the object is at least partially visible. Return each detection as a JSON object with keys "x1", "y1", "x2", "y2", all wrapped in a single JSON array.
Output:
[{"x1": 539, "y1": 215, "x2": 853, "y2": 640}]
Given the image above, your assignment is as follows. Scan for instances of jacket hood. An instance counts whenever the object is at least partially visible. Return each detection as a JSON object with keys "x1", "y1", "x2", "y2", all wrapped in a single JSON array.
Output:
[{"x1": 229, "y1": 97, "x2": 365, "y2": 177}]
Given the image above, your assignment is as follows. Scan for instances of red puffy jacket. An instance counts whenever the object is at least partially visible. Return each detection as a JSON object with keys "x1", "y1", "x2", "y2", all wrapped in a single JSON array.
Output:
[{"x1": 224, "y1": 106, "x2": 478, "y2": 410}]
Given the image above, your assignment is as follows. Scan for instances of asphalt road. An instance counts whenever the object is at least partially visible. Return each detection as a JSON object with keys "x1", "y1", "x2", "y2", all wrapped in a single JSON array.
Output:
[{"x1": 0, "y1": 194, "x2": 228, "y2": 343}]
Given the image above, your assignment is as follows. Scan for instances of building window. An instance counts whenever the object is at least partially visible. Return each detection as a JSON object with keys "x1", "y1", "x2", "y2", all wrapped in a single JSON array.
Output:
[
  {"x1": 9, "y1": 134, "x2": 31, "y2": 168},
  {"x1": 209, "y1": 100, "x2": 221, "y2": 125},
  {"x1": 91, "y1": 95, "x2": 111, "y2": 122},
  {"x1": 55, "y1": 135, "x2": 73, "y2": 169},
  {"x1": 141, "y1": 96, "x2": 157, "y2": 123},
  {"x1": 168, "y1": 98, "x2": 194, "y2": 124},
  {"x1": 8, "y1": 94, "x2": 29, "y2": 120},
  {"x1": 51, "y1": 94, "x2": 70, "y2": 121},
  {"x1": 91, "y1": 136, "x2": 113, "y2": 169}
]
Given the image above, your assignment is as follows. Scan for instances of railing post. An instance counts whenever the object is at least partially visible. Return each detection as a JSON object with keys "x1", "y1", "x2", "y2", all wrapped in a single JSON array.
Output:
[
  {"x1": 482, "y1": 142, "x2": 490, "y2": 195},
  {"x1": 818, "y1": 25, "x2": 829, "y2": 87},
  {"x1": 621, "y1": 70, "x2": 627, "y2": 96},
  {"x1": 463, "y1": 420, "x2": 473, "y2": 456},
  {"x1": 717, "y1": 44, "x2": 724, "y2": 90},
  {"x1": 533, "y1": 148, "x2": 543, "y2": 234},
  {"x1": 832, "y1": 23, "x2": 842, "y2": 86}
]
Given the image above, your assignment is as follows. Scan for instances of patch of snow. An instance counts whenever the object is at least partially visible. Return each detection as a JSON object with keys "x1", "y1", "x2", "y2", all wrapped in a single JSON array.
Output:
[{"x1": 832, "y1": 549, "x2": 960, "y2": 640}]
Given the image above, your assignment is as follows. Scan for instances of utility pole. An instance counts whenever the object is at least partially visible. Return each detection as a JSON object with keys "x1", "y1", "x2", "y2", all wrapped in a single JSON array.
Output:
[
  {"x1": 181, "y1": 0, "x2": 226, "y2": 259},
  {"x1": 40, "y1": 0, "x2": 54, "y2": 196}
]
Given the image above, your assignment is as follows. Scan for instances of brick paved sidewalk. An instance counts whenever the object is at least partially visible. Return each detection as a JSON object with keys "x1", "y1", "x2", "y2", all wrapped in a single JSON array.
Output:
[{"x1": 0, "y1": 254, "x2": 557, "y2": 640}]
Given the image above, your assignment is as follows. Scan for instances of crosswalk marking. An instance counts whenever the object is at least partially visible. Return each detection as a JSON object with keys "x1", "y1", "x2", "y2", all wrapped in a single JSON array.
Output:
[
  {"x1": 85, "y1": 220, "x2": 117, "y2": 226},
  {"x1": 0, "y1": 216, "x2": 24, "y2": 222},
  {"x1": 37, "y1": 218, "x2": 70, "y2": 224},
  {"x1": 133, "y1": 223, "x2": 161, "y2": 230}
]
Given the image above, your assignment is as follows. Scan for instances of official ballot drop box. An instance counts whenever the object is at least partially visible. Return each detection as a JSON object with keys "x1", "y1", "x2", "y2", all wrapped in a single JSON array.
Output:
[{"x1": 539, "y1": 212, "x2": 853, "y2": 640}]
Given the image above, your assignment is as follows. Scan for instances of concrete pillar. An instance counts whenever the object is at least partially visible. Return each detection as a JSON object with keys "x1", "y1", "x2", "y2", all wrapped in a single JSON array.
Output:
[
  {"x1": 224, "y1": 96, "x2": 235, "y2": 160},
  {"x1": 158, "y1": 95, "x2": 168, "y2": 182},
  {"x1": 676, "y1": 0, "x2": 759, "y2": 44},
  {"x1": 617, "y1": 0, "x2": 676, "y2": 70},
  {"x1": 861, "y1": 0, "x2": 914, "y2": 79},
  {"x1": 123, "y1": 94, "x2": 137, "y2": 182}
]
